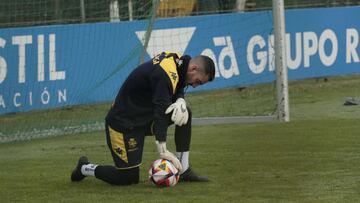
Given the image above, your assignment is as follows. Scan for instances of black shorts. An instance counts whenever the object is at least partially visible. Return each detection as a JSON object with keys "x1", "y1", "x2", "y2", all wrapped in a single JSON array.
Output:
[{"x1": 105, "y1": 122, "x2": 153, "y2": 169}]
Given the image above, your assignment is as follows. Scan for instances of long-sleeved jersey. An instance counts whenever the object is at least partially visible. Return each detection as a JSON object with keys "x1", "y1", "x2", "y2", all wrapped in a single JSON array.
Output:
[{"x1": 106, "y1": 52, "x2": 190, "y2": 142}]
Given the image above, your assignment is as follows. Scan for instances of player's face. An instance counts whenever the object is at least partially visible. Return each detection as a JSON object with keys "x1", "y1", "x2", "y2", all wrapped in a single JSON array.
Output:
[{"x1": 186, "y1": 65, "x2": 209, "y2": 88}]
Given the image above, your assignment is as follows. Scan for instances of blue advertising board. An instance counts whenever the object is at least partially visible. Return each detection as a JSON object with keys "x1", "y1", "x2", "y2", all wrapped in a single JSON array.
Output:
[{"x1": 0, "y1": 6, "x2": 359, "y2": 114}]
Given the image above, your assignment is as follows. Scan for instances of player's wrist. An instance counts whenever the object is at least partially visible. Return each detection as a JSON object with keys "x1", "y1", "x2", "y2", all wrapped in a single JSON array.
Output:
[{"x1": 155, "y1": 141, "x2": 167, "y2": 154}]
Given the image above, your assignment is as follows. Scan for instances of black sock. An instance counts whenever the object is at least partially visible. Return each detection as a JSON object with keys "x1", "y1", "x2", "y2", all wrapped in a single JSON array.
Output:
[{"x1": 94, "y1": 165, "x2": 139, "y2": 185}]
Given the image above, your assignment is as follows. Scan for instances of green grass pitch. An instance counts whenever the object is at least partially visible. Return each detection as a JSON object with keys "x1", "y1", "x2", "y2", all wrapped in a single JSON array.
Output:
[{"x1": 1, "y1": 75, "x2": 360, "y2": 202}]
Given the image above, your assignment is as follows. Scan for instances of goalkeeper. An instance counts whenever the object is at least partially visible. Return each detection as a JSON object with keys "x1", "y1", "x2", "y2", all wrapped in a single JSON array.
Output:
[{"x1": 70, "y1": 52, "x2": 215, "y2": 185}]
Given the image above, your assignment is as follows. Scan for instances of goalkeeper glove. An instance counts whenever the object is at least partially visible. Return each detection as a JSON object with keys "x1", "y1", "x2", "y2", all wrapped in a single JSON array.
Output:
[
  {"x1": 155, "y1": 141, "x2": 183, "y2": 173},
  {"x1": 165, "y1": 98, "x2": 189, "y2": 126}
]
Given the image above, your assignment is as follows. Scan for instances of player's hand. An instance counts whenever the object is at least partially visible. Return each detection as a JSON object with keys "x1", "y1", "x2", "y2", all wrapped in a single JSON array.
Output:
[
  {"x1": 156, "y1": 141, "x2": 183, "y2": 173},
  {"x1": 165, "y1": 98, "x2": 189, "y2": 126}
]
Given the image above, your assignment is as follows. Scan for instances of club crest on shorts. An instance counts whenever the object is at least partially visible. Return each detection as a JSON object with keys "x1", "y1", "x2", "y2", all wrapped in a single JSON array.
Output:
[{"x1": 128, "y1": 138, "x2": 138, "y2": 152}]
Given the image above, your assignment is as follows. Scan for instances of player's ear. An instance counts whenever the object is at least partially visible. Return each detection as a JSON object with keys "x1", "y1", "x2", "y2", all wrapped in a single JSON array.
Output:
[
  {"x1": 195, "y1": 64, "x2": 205, "y2": 75},
  {"x1": 189, "y1": 64, "x2": 197, "y2": 72}
]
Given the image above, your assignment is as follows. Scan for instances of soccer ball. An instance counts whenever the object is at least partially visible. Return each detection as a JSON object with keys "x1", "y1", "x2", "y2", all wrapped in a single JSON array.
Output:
[{"x1": 148, "y1": 159, "x2": 180, "y2": 187}]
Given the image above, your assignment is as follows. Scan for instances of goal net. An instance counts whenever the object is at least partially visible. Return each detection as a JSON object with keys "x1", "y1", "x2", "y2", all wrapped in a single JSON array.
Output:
[{"x1": 0, "y1": 0, "x2": 281, "y2": 142}]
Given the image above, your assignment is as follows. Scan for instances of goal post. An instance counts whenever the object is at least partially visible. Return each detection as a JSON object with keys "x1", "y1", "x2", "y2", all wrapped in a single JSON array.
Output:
[{"x1": 272, "y1": 0, "x2": 290, "y2": 122}]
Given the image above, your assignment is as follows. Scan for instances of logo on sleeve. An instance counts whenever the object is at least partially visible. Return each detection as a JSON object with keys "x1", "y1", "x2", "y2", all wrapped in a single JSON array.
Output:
[{"x1": 170, "y1": 71, "x2": 178, "y2": 82}]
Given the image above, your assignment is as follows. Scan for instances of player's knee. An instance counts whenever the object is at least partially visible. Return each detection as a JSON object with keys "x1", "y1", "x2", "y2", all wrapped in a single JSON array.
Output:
[{"x1": 166, "y1": 106, "x2": 192, "y2": 126}]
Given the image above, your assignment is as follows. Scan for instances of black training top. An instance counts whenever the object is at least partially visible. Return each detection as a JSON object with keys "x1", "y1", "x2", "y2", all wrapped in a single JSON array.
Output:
[{"x1": 106, "y1": 52, "x2": 190, "y2": 142}]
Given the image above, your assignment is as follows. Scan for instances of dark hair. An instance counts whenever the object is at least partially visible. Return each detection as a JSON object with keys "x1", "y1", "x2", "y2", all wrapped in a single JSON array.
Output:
[{"x1": 196, "y1": 55, "x2": 216, "y2": 82}]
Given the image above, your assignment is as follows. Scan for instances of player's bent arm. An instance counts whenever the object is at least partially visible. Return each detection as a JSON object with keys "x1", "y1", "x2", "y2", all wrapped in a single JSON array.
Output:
[{"x1": 150, "y1": 68, "x2": 174, "y2": 141}]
